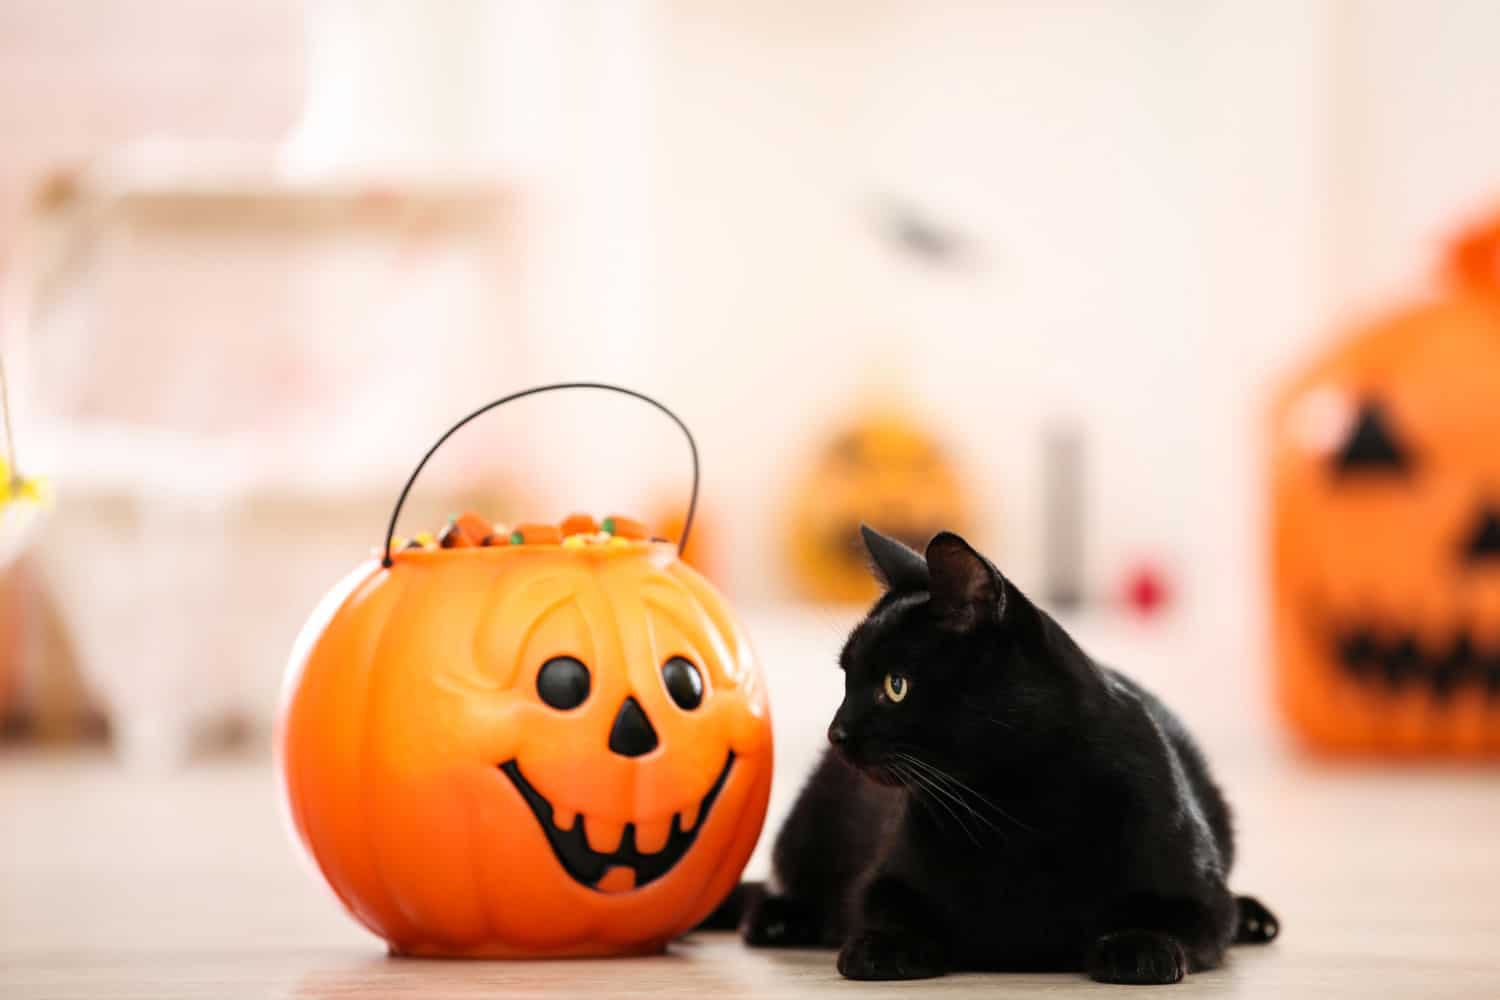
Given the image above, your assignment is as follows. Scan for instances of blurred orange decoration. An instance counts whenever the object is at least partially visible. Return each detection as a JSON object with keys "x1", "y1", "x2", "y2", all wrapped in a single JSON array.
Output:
[
  {"x1": 785, "y1": 406, "x2": 973, "y2": 603},
  {"x1": 281, "y1": 387, "x2": 773, "y2": 957},
  {"x1": 1270, "y1": 209, "x2": 1500, "y2": 756}
]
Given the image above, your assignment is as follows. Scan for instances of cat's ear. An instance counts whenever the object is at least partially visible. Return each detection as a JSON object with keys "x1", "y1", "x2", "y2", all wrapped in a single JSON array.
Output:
[
  {"x1": 925, "y1": 531, "x2": 1005, "y2": 631},
  {"x1": 861, "y1": 523, "x2": 930, "y2": 592}
]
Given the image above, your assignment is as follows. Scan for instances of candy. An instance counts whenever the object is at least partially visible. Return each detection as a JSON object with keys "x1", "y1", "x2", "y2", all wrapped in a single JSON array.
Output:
[
  {"x1": 439, "y1": 520, "x2": 474, "y2": 549},
  {"x1": 401, "y1": 514, "x2": 657, "y2": 550},
  {"x1": 455, "y1": 512, "x2": 493, "y2": 545},
  {"x1": 602, "y1": 515, "x2": 649, "y2": 540},
  {"x1": 512, "y1": 523, "x2": 563, "y2": 545},
  {"x1": 561, "y1": 513, "x2": 598, "y2": 536}
]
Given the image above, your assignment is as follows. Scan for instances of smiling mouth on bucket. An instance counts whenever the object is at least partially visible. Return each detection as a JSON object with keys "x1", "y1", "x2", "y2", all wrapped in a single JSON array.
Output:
[{"x1": 498, "y1": 752, "x2": 735, "y2": 892}]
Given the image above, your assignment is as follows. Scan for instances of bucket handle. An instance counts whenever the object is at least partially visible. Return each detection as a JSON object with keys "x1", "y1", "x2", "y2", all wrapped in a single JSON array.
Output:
[{"x1": 382, "y1": 382, "x2": 699, "y2": 568}]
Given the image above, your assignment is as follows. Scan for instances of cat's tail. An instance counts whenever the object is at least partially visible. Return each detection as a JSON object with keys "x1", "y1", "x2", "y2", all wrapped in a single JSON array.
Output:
[
  {"x1": 1234, "y1": 895, "x2": 1280, "y2": 944},
  {"x1": 695, "y1": 882, "x2": 767, "y2": 932}
]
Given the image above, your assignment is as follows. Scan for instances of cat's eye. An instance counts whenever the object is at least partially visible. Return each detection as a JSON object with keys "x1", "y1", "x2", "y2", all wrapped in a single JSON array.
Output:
[
  {"x1": 883, "y1": 672, "x2": 910, "y2": 703},
  {"x1": 537, "y1": 656, "x2": 591, "y2": 710},
  {"x1": 662, "y1": 656, "x2": 704, "y2": 710}
]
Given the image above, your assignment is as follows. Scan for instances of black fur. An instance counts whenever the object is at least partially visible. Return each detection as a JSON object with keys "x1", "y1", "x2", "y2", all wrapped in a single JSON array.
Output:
[{"x1": 740, "y1": 527, "x2": 1278, "y2": 984}]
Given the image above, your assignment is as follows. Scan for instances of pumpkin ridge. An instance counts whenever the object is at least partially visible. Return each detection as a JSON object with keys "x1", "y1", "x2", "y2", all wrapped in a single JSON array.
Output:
[
  {"x1": 284, "y1": 566, "x2": 386, "y2": 935},
  {"x1": 672, "y1": 760, "x2": 762, "y2": 936},
  {"x1": 357, "y1": 569, "x2": 425, "y2": 941},
  {"x1": 647, "y1": 570, "x2": 736, "y2": 689},
  {"x1": 644, "y1": 591, "x2": 728, "y2": 697},
  {"x1": 666, "y1": 562, "x2": 764, "y2": 708},
  {"x1": 459, "y1": 767, "x2": 505, "y2": 943},
  {"x1": 475, "y1": 567, "x2": 591, "y2": 692}
]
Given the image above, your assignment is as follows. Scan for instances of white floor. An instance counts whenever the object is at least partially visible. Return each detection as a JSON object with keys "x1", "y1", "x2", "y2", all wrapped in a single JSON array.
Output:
[{"x1": 3, "y1": 605, "x2": 1499, "y2": 998}]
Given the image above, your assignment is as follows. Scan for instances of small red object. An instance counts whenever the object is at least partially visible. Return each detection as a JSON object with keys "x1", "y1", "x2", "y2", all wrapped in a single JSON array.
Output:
[{"x1": 1122, "y1": 564, "x2": 1171, "y2": 618}]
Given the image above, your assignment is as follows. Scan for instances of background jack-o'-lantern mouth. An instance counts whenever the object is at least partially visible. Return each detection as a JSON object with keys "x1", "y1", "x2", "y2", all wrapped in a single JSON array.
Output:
[
  {"x1": 1328, "y1": 620, "x2": 1500, "y2": 698},
  {"x1": 499, "y1": 753, "x2": 735, "y2": 893}
]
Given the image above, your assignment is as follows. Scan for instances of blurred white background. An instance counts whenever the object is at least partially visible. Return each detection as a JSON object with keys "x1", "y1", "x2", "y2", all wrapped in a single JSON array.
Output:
[{"x1": 2, "y1": 0, "x2": 1500, "y2": 761}]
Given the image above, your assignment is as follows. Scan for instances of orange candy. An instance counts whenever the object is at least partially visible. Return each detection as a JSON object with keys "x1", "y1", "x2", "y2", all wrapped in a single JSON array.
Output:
[
  {"x1": 396, "y1": 513, "x2": 663, "y2": 552},
  {"x1": 560, "y1": 513, "x2": 599, "y2": 536},
  {"x1": 603, "y1": 515, "x2": 649, "y2": 540},
  {"x1": 439, "y1": 520, "x2": 475, "y2": 548},
  {"x1": 511, "y1": 523, "x2": 563, "y2": 545},
  {"x1": 455, "y1": 512, "x2": 494, "y2": 545}
]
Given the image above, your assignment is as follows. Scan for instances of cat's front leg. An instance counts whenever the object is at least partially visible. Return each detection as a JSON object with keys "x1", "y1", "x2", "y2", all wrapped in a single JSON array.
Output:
[
  {"x1": 742, "y1": 893, "x2": 830, "y2": 948},
  {"x1": 1086, "y1": 929, "x2": 1188, "y2": 985},
  {"x1": 837, "y1": 876, "x2": 948, "y2": 981}
]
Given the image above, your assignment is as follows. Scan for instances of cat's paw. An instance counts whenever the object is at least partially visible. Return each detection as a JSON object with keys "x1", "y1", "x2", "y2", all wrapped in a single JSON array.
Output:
[
  {"x1": 1235, "y1": 895, "x2": 1280, "y2": 944},
  {"x1": 1087, "y1": 929, "x2": 1188, "y2": 985},
  {"x1": 742, "y1": 895, "x2": 823, "y2": 949},
  {"x1": 837, "y1": 930, "x2": 946, "y2": 981}
]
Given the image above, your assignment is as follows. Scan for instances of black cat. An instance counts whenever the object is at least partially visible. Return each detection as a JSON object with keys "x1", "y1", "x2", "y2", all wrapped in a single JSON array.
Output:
[{"x1": 721, "y1": 526, "x2": 1277, "y2": 984}]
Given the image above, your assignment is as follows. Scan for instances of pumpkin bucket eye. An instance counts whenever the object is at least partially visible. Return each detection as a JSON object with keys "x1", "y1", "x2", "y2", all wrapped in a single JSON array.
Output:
[
  {"x1": 661, "y1": 656, "x2": 704, "y2": 710},
  {"x1": 537, "y1": 656, "x2": 591, "y2": 710},
  {"x1": 883, "y1": 672, "x2": 909, "y2": 702}
]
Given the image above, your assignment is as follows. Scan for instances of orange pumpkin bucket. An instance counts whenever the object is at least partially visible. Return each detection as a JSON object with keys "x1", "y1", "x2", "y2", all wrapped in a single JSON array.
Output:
[
  {"x1": 278, "y1": 384, "x2": 774, "y2": 957},
  {"x1": 1270, "y1": 213, "x2": 1500, "y2": 756}
]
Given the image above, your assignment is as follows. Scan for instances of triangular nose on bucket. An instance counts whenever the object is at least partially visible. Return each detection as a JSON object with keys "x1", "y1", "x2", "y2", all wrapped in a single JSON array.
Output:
[{"x1": 608, "y1": 696, "x2": 658, "y2": 757}]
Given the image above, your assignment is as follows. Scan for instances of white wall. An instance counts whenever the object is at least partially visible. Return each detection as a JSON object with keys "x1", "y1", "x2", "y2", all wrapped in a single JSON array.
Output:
[
  {"x1": 649, "y1": 0, "x2": 1342, "y2": 669},
  {"x1": 1331, "y1": 0, "x2": 1500, "y2": 316}
]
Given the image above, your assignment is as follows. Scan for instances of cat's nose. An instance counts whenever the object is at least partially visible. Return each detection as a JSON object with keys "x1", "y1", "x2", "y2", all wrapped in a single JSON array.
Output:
[{"x1": 827, "y1": 720, "x2": 849, "y2": 747}]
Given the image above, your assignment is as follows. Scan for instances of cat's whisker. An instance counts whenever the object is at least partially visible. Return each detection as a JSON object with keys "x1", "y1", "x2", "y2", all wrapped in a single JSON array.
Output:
[
  {"x1": 890, "y1": 756, "x2": 990, "y2": 844},
  {"x1": 888, "y1": 762, "x2": 951, "y2": 837},
  {"x1": 890, "y1": 759, "x2": 982, "y2": 845},
  {"x1": 885, "y1": 762, "x2": 931, "y2": 820},
  {"x1": 894, "y1": 750, "x2": 1038, "y2": 836},
  {"x1": 895, "y1": 755, "x2": 1002, "y2": 836},
  {"x1": 911, "y1": 758, "x2": 1025, "y2": 836}
]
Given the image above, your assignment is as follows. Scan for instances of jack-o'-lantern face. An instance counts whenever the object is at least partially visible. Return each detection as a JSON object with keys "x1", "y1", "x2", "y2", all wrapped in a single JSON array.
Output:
[
  {"x1": 1271, "y1": 230, "x2": 1500, "y2": 755},
  {"x1": 787, "y1": 410, "x2": 973, "y2": 602},
  {"x1": 280, "y1": 534, "x2": 773, "y2": 957}
]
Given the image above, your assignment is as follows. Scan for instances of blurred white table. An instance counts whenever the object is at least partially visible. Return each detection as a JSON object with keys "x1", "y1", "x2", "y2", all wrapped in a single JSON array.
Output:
[{"x1": 4, "y1": 605, "x2": 1500, "y2": 998}]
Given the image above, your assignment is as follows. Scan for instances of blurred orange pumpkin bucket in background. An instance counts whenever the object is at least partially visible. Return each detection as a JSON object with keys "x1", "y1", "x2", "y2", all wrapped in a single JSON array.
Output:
[
  {"x1": 1270, "y1": 212, "x2": 1500, "y2": 757},
  {"x1": 278, "y1": 384, "x2": 773, "y2": 958}
]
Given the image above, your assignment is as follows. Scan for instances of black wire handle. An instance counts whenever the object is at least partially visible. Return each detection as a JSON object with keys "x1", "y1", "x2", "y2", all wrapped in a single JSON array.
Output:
[{"x1": 382, "y1": 382, "x2": 699, "y2": 568}]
